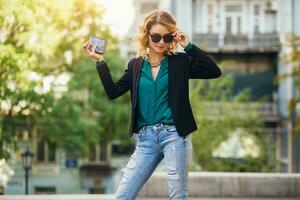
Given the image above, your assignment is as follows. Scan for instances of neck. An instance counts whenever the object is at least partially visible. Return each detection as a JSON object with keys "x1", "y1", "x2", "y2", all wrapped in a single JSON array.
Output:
[{"x1": 149, "y1": 49, "x2": 164, "y2": 62}]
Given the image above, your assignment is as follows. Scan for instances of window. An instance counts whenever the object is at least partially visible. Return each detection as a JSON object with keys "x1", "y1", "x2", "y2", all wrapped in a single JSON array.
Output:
[
  {"x1": 36, "y1": 141, "x2": 56, "y2": 162},
  {"x1": 207, "y1": 4, "x2": 213, "y2": 15},
  {"x1": 254, "y1": 5, "x2": 260, "y2": 33},
  {"x1": 37, "y1": 141, "x2": 45, "y2": 162},
  {"x1": 89, "y1": 143, "x2": 96, "y2": 161},
  {"x1": 207, "y1": 4, "x2": 214, "y2": 33},
  {"x1": 254, "y1": 19, "x2": 260, "y2": 33},
  {"x1": 100, "y1": 144, "x2": 107, "y2": 161},
  {"x1": 48, "y1": 142, "x2": 56, "y2": 162},
  {"x1": 89, "y1": 143, "x2": 108, "y2": 162},
  {"x1": 208, "y1": 19, "x2": 213, "y2": 33},
  {"x1": 35, "y1": 186, "x2": 56, "y2": 194},
  {"x1": 254, "y1": 5, "x2": 260, "y2": 15},
  {"x1": 226, "y1": 17, "x2": 232, "y2": 34},
  {"x1": 16, "y1": 129, "x2": 30, "y2": 141},
  {"x1": 237, "y1": 17, "x2": 241, "y2": 34}
]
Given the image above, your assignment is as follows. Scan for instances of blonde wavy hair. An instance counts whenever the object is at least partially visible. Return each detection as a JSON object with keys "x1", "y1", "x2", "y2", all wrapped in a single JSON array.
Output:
[{"x1": 136, "y1": 10, "x2": 179, "y2": 58}]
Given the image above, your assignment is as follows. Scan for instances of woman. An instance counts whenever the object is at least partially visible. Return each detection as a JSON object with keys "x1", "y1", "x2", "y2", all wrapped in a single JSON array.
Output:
[{"x1": 83, "y1": 10, "x2": 221, "y2": 200}]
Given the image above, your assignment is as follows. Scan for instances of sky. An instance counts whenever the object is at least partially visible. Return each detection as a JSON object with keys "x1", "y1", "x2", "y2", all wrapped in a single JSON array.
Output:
[{"x1": 97, "y1": 0, "x2": 135, "y2": 38}]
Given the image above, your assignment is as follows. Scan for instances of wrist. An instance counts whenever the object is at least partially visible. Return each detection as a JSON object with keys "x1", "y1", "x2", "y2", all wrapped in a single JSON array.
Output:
[
  {"x1": 96, "y1": 59, "x2": 106, "y2": 68},
  {"x1": 182, "y1": 42, "x2": 189, "y2": 48},
  {"x1": 184, "y1": 42, "x2": 193, "y2": 51},
  {"x1": 95, "y1": 57, "x2": 104, "y2": 62}
]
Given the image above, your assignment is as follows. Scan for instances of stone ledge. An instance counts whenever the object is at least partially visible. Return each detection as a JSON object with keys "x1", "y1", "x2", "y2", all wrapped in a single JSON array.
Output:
[
  {"x1": 1, "y1": 172, "x2": 299, "y2": 199},
  {"x1": 137, "y1": 172, "x2": 300, "y2": 198}
]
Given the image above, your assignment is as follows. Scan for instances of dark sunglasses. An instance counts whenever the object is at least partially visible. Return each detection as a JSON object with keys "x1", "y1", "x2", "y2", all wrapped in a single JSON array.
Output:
[{"x1": 149, "y1": 33, "x2": 174, "y2": 43}]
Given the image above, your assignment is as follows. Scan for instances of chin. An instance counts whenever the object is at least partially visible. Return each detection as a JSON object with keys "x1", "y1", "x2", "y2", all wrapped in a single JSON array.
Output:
[{"x1": 155, "y1": 48, "x2": 166, "y2": 54}]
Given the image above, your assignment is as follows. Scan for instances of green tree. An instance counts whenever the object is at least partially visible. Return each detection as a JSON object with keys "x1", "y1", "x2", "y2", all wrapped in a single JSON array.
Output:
[
  {"x1": 189, "y1": 66, "x2": 273, "y2": 172},
  {"x1": 0, "y1": 0, "x2": 130, "y2": 159},
  {"x1": 281, "y1": 34, "x2": 300, "y2": 135}
]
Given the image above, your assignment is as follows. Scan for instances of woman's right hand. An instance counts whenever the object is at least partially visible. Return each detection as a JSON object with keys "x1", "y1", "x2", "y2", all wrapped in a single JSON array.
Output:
[{"x1": 83, "y1": 41, "x2": 104, "y2": 62}]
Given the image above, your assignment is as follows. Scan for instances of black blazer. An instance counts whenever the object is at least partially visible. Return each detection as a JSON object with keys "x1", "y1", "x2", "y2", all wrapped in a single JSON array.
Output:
[{"x1": 96, "y1": 44, "x2": 222, "y2": 138}]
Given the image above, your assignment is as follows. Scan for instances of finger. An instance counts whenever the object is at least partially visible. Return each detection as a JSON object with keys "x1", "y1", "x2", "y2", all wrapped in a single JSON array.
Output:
[
  {"x1": 83, "y1": 41, "x2": 89, "y2": 49},
  {"x1": 86, "y1": 46, "x2": 93, "y2": 54},
  {"x1": 86, "y1": 44, "x2": 93, "y2": 52},
  {"x1": 174, "y1": 31, "x2": 182, "y2": 38},
  {"x1": 84, "y1": 42, "x2": 92, "y2": 50},
  {"x1": 172, "y1": 31, "x2": 178, "y2": 36},
  {"x1": 177, "y1": 33, "x2": 185, "y2": 41},
  {"x1": 92, "y1": 44, "x2": 97, "y2": 53},
  {"x1": 175, "y1": 34, "x2": 182, "y2": 41},
  {"x1": 176, "y1": 32, "x2": 183, "y2": 37},
  {"x1": 179, "y1": 34, "x2": 185, "y2": 41}
]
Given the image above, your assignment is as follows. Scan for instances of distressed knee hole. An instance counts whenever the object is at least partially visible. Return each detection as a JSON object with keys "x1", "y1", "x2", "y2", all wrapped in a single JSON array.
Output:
[
  {"x1": 126, "y1": 152, "x2": 138, "y2": 169},
  {"x1": 167, "y1": 145, "x2": 176, "y2": 154},
  {"x1": 120, "y1": 174, "x2": 129, "y2": 184},
  {"x1": 167, "y1": 166, "x2": 180, "y2": 180},
  {"x1": 168, "y1": 172, "x2": 180, "y2": 180},
  {"x1": 172, "y1": 146, "x2": 176, "y2": 154}
]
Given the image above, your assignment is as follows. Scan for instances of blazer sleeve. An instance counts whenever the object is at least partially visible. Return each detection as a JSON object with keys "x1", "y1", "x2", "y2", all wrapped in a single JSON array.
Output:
[
  {"x1": 96, "y1": 60, "x2": 131, "y2": 100},
  {"x1": 185, "y1": 43, "x2": 222, "y2": 79}
]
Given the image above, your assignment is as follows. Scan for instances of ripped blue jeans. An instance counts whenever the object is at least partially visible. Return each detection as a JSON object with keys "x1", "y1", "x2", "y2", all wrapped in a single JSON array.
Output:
[{"x1": 115, "y1": 123, "x2": 192, "y2": 200}]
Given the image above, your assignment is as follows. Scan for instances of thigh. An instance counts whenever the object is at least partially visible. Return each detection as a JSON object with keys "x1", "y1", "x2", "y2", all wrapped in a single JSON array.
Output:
[
  {"x1": 116, "y1": 135, "x2": 163, "y2": 200},
  {"x1": 162, "y1": 125, "x2": 193, "y2": 169},
  {"x1": 162, "y1": 126, "x2": 192, "y2": 199}
]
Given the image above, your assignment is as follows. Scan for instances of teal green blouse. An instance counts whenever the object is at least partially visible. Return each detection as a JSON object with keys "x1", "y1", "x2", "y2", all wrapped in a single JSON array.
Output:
[
  {"x1": 135, "y1": 56, "x2": 174, "y2": 131},
  {"x1": 135, "y1": 42, "x2": 193, "y2": 131}
]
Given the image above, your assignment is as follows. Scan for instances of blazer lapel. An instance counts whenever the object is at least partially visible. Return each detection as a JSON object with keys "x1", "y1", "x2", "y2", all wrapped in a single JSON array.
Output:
[
  {"x1": 167, "y1": 54, "x2": 174, "y2": 106},
  {"x1": 132, "y1": 56, "x2": 144, "y2": 108}
]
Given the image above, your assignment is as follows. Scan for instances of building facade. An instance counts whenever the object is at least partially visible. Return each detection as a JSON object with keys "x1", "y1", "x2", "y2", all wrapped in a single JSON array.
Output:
[
  {"x1": 171, "y1": 0, "x2": 299, "y2": 173},
  {"x1": 3, "y1": 122, "x2": 119, "y2": 194}
]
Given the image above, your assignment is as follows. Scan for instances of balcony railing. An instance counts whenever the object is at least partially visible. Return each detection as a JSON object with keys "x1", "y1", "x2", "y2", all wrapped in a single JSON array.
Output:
[
  {"x1": 201, "y1": 101, "x2": 279, "y2": 122},
  {"x1": 193, "y1": 33, "x2": 280, "y2": 53}
]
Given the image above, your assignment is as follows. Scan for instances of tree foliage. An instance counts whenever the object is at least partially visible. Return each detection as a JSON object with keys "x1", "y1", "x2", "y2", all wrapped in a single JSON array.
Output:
[
  {"x1": 189, "y1": 67, "x2": 273, "y2": 172},
  {"x1": 0, "y1": 0, "x2": 131, "y2": 159},
  {"x1": 281, "y1": 34, "x2": 300, "y2": 135}
]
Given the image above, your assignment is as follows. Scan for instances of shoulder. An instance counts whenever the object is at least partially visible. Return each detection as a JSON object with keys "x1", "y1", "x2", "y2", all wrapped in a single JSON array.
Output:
[
  {"x1": 128, "y1": 56, "x2": 142, "y2": 63},
  {"x1": 127, "y1": 56, "x2": 144, "y2": 70},
  {"x1": 169, "y1": 51, "x2": 190, "y2": 62},
  {"x1": 174, "y1": 52, "x2": 189, "y2": 58}
]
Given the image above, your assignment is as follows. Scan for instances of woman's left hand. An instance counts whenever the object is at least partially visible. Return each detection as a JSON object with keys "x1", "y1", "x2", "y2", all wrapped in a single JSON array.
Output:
[{"x1": 172, "y1": 30, "x2": 189, "y2": 48}]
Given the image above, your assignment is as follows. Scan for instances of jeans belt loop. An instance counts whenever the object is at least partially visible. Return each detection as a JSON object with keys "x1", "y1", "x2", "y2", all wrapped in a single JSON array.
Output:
[
  {"x1": 159, "y1": 123, "x2": 164, "y2": 129},
  {"x1": 142, "y1": 126, "x2": 146, "y2": 134}
]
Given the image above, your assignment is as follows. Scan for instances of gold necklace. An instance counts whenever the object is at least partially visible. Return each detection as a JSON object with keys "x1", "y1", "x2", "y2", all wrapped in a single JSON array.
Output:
[
  {"x1": 151, "y1": 63, "x2": 160, "y2": 68},
  {"x1": 148, "y1": 56, "x2": 165, "y2": 68}
]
